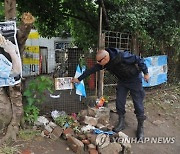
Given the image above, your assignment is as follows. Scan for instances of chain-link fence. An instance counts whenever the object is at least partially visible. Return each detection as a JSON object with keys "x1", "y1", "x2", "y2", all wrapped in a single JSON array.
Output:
[
  {"x1": 23, "y1": 31, "x2": 179, "y2": 115},
  {"x1": 24, "y1": 47, "x2": 98, "y2": 115}
]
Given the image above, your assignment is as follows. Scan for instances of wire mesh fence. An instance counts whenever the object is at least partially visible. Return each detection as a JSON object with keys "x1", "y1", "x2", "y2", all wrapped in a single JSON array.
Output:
[
  {"x1": 23, "y1": 47, "x2": 97, "y2": 115},
  {"x1": 23, "y1": 31, "x2": 179, "y2": 115}
]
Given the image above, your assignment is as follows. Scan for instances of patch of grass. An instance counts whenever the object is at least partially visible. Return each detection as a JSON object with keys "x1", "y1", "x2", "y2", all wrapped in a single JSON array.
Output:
[
  {"x1": 0, "y1": 144, "x2": 20, "y2": 154},
  {"x1": 18, "y1": 129, "x2": 41, "y2": 141}
]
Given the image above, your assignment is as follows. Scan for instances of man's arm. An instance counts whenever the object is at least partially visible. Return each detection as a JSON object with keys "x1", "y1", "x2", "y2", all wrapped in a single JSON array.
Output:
[
  {"x1": 72, "y1": 64, "x2": 102, "y2": 83},
  {"x1": 121, "y1": 51, "x2": 149, "y2": 82}
]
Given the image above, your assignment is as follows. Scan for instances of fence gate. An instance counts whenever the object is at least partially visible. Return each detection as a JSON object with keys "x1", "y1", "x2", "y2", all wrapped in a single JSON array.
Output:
[{"x1": 103, "y1": 31, "x2": 132, "y2": 97}]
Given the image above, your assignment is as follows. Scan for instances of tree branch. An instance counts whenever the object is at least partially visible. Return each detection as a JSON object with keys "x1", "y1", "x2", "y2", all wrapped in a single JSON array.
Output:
[
  {"x1": 98, "y1": 0, "x2": 110, "y2": 29},
  {"x1": 62, "y1": 12, "x2": 97, "y2": 30}
]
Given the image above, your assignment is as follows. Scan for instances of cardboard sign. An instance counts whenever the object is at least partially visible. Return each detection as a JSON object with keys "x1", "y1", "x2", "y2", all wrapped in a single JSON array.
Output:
[{"x1": 55, "y1": 77, "x2": 74, "y2": 90}]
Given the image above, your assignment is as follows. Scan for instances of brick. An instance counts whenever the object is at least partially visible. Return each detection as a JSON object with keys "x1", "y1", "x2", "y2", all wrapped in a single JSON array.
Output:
[
  {"x1": 67, "y1": 135, "x2": 84, "y2": 154},
  {"x1": 50, "y1": 133, "x2": 59, "y2": 140},
  {"x1": 82, "y1": 139, "x2": 90, "y2": 145},
  {"x1": 62, "y1": 127, "x2": 74, "y2": 139},
  {"x1": 43, "y1": 129, "x2": 50, "y2": 136},
  {"x1": 21, "y1": 149, "x2": 32, "y2": 154},
  {"x1": 89, "y1": 149, "x2": 98, "y2": 154},
  {"x1": 50, "y1": 126, "x2": 63, "y2": 140}
]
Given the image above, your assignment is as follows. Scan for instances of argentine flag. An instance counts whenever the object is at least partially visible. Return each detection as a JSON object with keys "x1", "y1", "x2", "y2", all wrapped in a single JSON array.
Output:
[
  {"x1": 142, "y1": 55, "x2": 167, "y2": 87},
  {"x1": 74, "y1": 65, "x2": 86, "y2": 100}
]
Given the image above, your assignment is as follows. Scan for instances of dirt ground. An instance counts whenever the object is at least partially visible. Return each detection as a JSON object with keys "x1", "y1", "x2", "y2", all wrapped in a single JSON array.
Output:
[{"x1": 3, "y1": 84, "x2": 180, "y2": 154}]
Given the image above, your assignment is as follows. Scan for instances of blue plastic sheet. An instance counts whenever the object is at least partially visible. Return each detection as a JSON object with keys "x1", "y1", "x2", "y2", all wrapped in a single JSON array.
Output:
[{"x1": 93, "y1": 128, "x2": 115, "y2": 135}]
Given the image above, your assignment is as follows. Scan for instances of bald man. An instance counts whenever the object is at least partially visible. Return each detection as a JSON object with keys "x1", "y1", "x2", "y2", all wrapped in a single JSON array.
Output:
[{"x1": 72, "y1": 48, "x2": 149, "y2": 139}]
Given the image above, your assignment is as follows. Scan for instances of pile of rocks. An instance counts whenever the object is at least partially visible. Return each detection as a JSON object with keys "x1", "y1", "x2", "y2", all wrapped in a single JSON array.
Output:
[{"x1": 35, "y1": 106, "x2": 132, "y2": 154}]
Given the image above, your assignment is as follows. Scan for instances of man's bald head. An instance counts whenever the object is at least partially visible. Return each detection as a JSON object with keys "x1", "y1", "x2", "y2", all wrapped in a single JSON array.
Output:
[{"x1": 96, "y1": 49, "x2": 110, "y2": 65}]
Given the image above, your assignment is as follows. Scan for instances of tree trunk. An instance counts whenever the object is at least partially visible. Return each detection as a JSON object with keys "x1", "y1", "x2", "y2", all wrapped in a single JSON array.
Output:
[
  {"x1": 17, "y1": 12, "x2": 35, "y2": 55},
  {"x1": 0, "y1": 0, "x2": 35, "y2": 144},
  {"x1": 131, "y1": 32, "x2": 140, "y2": 55},
  {"x1": 4, "y1": 0, "x2": 16, "y2": 20}
]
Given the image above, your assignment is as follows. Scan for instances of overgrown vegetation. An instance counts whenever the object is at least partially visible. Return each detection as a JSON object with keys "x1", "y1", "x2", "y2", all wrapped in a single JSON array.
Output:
[
  {"x1": 23, "y1": 76, "x2": 54, "y2": 124},
  {"x1": 54, "y1": 114, "x2": 81, "y2": 133},
  {"x1": 15, "y1": 0, "x2": 180, "y2": 54},
  {"x1": 18, "y1": 129, "x2": 41, "y2": 141},
  {"x1": 0, "y1": 144, "x2": 20, "y2": 154}
]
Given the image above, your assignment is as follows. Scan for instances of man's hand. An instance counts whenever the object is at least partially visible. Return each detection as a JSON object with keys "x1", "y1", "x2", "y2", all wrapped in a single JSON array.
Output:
[
  {"x1": 144, "y1": 74, "x2": 150, "y2": 82},
  {"x1": 71, "y1": 78, "x2": 80, "y2": 83}
]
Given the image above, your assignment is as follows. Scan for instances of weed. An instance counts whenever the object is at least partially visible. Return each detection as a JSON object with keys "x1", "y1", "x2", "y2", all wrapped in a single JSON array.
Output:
[
  {"x1": 18, "y1": 129, "x2": 41, "y2": 141},
  {"x1": 0, "y1": 144, "x2": 20, "y2": 154},
  {"x1": 23, "y1": 76, "x2": 54, "y2": 125}
]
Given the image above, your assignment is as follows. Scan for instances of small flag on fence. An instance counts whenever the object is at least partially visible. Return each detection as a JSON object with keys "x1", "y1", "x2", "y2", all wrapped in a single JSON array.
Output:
[{"x1": 74, "y1": 65, "x2": 86, "y2": 100}]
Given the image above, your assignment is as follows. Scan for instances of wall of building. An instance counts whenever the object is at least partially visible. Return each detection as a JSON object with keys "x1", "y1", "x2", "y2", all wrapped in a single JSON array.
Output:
[{"x1": 24, "y1": 29, "x2": 72, "y2": 76}]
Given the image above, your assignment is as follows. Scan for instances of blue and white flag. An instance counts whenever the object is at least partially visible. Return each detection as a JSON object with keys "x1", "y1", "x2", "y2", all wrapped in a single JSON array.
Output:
[
  {"x1": 74, "y1": 65, "x2": 86, "y2": 98},
  {"x1": 142, "y1": 55, "x2": 168, "y2": 87}
]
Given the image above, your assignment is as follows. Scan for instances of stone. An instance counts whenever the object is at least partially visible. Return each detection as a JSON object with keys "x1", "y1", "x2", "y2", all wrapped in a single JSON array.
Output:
[
  {"x1": 98, "y1": 142, "x2": 122, "y2": 154},
  {"x1": 48, "y1": 121, "x2": 57, "y2": 128},
  {"x1": 95, "y1": 134, "x2": 110, "y2": 148},
  {"x1": 88, "y1": 144, "x2": 96, "y2": 150},
  {"x1": 118, "y1": 131, "x2": 128, "y2": 138},
  {"x1": 118, "y1": 131, "x2": 131, "y2": 154},
  {"x1": 96, "y1": 107, "x2": 110, "y2": 125},
  {"x1": 97, "y1": 115, "x2": 109, "y2": 126},
  {"x1": 67, "y1": 135, "x2": 84, "y2": 154},
  {"x1": 77, "y1": 134, "x2": 87, "y2": 140},
  {"x1": 86, "y1": 134, "x2": 98, "y2": 145},
  {"x1": 96, "y1": 123, "x2": 105, "y2": 129},
  {"x1": 84, "y1": 116, "x2": 98, "y2": 126},
  {"x1": 95, "y1": 107, "x2": 110, "y2": 118},
  {"x1": 80, "y1": 109, "x2": 88, "y2": 117},
  {"x1": 108, "y1": 103, "x2": 117, "y2": 112},
  {"x1": 45, "y1": 124, "x2": 53, "y2": 133},
  {"x1": 152, "y1": 120, "x2": 164, "y2": 125},
  {"x1": 87, "y1": 107, "x2": 97, "y2": 117}
]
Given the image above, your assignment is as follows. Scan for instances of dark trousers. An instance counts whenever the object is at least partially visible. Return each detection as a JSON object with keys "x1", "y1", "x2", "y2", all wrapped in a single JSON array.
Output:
[{"x1": 116, "y1": 81, "x2": 146, "y2": 118}]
